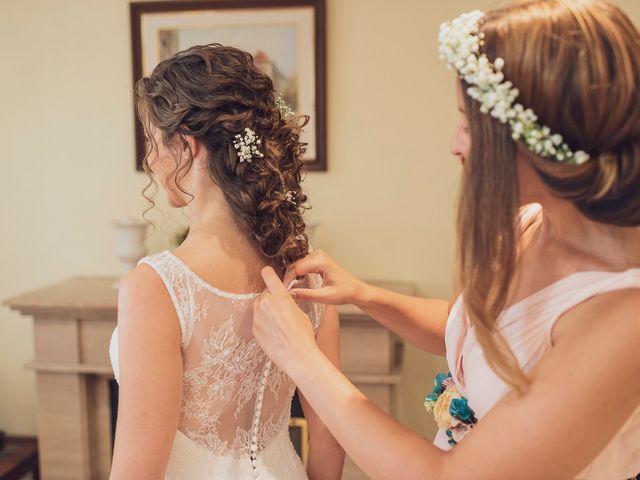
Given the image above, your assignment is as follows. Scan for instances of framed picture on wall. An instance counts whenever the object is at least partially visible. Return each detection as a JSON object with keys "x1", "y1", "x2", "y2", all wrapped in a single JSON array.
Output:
[{"x1": 130, "y1": 0, "x2": 327, "y2": 172}]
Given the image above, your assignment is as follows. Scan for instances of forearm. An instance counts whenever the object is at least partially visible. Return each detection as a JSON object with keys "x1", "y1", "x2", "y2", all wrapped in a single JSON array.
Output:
[
  {"x1": 356, "y1": 284, "x2": 449, "y2": 355},
  {"x1": 306, "y1": 429, "x2": 345, "y2": 480},
  {"x1": 305, "y1": 304, "x2": 345, "y2": 480},
  {"x1": 291, "y1": 346, "x2": 446, "y2": 480}
]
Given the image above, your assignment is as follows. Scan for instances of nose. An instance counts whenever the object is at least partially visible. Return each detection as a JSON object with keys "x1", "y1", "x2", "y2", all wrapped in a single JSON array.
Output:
[{"x1": 450, "y1": 129, "x2": 466, "y2": 161}]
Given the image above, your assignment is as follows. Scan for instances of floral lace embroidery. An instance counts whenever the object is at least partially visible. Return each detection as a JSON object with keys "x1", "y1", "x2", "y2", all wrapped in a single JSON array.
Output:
[
  {"x1": 137, "y1": 250, "x2": 323, "y2": 459},
  {"x1": 181, "y1": 316, "x2": 266, "y2": 453}
]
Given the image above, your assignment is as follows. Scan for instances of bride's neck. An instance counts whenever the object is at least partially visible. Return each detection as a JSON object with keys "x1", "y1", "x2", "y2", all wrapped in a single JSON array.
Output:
[{"x1": 181, "y1": 195, "x2": 267, "y2": 272}]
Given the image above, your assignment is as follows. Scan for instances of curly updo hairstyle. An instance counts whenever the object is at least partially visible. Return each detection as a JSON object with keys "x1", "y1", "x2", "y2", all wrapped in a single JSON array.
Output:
[{"x1": 135, "y1": 44, "x2": 311, "y2": 272}]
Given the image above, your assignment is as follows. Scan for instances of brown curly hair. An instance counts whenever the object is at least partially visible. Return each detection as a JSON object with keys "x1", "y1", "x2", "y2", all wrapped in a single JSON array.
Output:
[{"x1": 135, "y1": 43, "x2": 311, "y2": 272}]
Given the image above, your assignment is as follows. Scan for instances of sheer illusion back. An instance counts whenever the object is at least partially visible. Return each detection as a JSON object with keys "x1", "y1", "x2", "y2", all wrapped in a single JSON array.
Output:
[{"x1": 109, "y1": 250, "x2": 325, "y2": 479}]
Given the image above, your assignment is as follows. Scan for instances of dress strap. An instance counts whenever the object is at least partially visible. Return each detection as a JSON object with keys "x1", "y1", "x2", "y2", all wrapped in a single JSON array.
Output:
[
  {"x1": 137, "y1": 252, "x2": 193, "y2": 348},
  {"x1": 541, "y1": 268, "x2": 640, "y2": 346}
]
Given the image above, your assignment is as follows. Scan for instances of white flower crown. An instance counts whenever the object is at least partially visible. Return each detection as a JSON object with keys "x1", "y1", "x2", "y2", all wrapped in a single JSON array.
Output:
[{"x1": 438, "y1": 10, "x2": 590, "y2": 165}]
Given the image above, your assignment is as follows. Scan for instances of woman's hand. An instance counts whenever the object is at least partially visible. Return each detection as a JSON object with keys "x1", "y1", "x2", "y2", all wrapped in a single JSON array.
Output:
[
  {"x1": 283, "y1": 250, "x2": 368, "y2": 305},
  {"x1": 286, "y1": 250, "x2": 450, "y2": 355},
  {"x1": 252, "y1": 266, "x2": 321, "y2": 375}
]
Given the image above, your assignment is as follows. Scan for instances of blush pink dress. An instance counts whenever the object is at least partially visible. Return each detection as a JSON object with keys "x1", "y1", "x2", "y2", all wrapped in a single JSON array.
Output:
[{"x1": 434, "y1": 206, "x2": 640, "y2": 479}]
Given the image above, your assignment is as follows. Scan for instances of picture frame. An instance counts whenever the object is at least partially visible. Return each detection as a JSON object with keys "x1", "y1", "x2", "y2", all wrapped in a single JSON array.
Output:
[{"x1": 130, "y1": 0, "x2": 327, "y2": 172}]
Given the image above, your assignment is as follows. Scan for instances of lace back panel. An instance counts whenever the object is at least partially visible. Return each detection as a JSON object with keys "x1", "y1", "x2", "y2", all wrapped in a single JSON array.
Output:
[{"x1": 138, "y1": 250, "x2": 324, "y2": 461}]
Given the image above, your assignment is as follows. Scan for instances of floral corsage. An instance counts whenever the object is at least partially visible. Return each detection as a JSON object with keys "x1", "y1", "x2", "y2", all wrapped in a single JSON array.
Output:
[{"x1": 424, "y1": 372, "x2": 478, "y2": 447}]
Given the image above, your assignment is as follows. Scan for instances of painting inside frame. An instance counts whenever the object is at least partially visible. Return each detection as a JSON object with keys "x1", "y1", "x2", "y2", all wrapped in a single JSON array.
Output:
[{"x1": 131, "y1": 1, "x2": 326, "y2": 171}]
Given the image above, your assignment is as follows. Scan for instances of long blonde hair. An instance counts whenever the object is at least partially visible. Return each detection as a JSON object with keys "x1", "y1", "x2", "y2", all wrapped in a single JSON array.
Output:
[{"x1": 457, "y1": 0, "x2": 640, "y2": 391}]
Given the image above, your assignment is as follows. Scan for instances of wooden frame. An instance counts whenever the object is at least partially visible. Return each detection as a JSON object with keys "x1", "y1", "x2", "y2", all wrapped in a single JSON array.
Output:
[
  {"x1": 130, "y1": 0, "x2": 327, "y2": 171},
  {"x1": 288, "y1": 417, "x2": 309, "y2": 466}
]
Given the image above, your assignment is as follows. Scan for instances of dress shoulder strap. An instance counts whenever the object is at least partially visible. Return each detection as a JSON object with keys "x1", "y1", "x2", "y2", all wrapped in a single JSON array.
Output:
[
  {"x1": 538, "y1": 268, "x2": 640, "y2": 345},
  {"x1": 136, "y1": 251, "x2": 193, "y2": 348}
]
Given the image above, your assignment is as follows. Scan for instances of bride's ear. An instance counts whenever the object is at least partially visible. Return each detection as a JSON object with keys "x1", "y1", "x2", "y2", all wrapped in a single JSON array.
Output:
[{"x1": 180, "y1": 134, "x2": 204, "y2": 162}]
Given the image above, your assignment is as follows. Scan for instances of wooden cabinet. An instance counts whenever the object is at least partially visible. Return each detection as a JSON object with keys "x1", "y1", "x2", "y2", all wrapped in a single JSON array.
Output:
[
  {"x1": 3, "y1": 277, "x2": 413, "y2": 480},
  {"x1": 3, "y1": 277, "x2": 116, "y2": 480},
  {"x1": 338, "y1": 281, "x2": 413, "y2": 480}
]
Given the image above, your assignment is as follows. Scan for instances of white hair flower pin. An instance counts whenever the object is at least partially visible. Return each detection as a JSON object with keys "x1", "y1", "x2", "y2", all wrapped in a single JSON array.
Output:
[
  {"x1": 438, "y1": 10, "x2": 590, "y2": 165},
  {"x1": 233, "y1": 128, "x2": 264, "y2": 163},
  {"x1": 275, "y1": 93, "x2": 295, "y2": 119},
  {"x1": 284, "y1": 190, "x2": 296, "y2": 205}
]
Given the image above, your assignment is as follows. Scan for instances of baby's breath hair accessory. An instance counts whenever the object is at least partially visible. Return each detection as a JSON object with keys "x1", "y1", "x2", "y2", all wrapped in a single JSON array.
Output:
[
  {"x1": 233, "y1": 128, "x2": 264, "y2": 163},
  {"x1": 275, "y1": 92, "x2": 295, "y2": 119},
  {"x1": 284, "y1": 190, "x2": 296, "y2": 205},
  {"x1": 439, "y1": 10, "x2": 590, "y2": 165}
]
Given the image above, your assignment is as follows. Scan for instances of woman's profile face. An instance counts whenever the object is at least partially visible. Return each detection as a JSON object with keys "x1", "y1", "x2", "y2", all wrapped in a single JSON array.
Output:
[{"x1": 450, "y1": 81, "x2": 471, "y2": 164}]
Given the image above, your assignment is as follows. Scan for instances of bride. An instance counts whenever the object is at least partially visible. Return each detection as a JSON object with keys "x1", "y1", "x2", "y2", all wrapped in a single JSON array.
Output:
[{"x1": 108, "y1": 44, "x2": 344, "y2": 479}]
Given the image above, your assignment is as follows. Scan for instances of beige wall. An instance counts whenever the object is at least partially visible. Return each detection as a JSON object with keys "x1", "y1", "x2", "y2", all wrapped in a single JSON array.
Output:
[{"x1": 2, "y1": 0, "x2": 639, "y2": 443}]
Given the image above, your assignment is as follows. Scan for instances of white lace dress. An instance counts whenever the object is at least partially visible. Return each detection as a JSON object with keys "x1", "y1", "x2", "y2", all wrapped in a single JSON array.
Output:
[{"x1": 109, "y1": 250, "x2": 325, "y2": 479}]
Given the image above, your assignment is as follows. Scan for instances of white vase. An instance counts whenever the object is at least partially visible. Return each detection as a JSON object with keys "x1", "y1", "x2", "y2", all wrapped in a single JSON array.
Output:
[{"x1": 111, "y1": 216, "x2": 149, "y2": 289}]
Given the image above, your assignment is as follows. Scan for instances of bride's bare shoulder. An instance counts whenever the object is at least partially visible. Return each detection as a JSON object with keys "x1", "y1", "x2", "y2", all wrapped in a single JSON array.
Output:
[
  {"x1": 116, "y1": 263, "x2": 180, "y2": 335},
  {"x1": 119, "y1": 261, "x2": 165, "y2": 298}
]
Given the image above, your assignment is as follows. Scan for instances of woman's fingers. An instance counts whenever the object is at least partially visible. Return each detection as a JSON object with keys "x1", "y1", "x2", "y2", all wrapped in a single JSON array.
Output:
[
  {"x1": 283, "y1": 251, "x2": 329, "y2": 285},
  {"x1": 252, "y1": 275, "x2": 319, "y2": 373},
  {"x1": 283, "y1": 250, "x2": 361, "y2": 305},
  {"x1": 260, "y1": 266, "x2": 288, "y2": 297},
  {"x1": 290, "y1": 286, "x2": 339, "y2": 303},
  {"x1": 289, "y1": 288, "x2": 324, "y2": 301}
]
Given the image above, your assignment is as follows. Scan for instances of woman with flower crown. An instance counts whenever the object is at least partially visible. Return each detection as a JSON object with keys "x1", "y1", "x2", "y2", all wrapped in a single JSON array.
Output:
[
  {"x1": 108, "y1": 44, "x2": 345, "y2": 479},
  {"x1": 251, "y1": 1, "x2": 640, "y2": 478}
]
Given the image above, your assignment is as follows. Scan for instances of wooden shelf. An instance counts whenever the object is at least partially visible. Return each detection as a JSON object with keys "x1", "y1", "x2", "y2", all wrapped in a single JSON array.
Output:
[{"x1": 25, "y1": 361, "x2": 113, "y2": 376}]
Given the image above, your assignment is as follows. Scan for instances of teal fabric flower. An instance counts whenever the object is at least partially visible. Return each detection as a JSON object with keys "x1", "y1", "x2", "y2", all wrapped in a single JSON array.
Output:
[
  {"x1": 425, "y1": 371, "x2": 478, "y2": 448},
  {"x1": 445, "y1": 429, "x2": 458, "y2": 447},
  {"x1": 425, "y1": 392, "x2": 439, "y2": 403},
  {"x1": 449, "y1": 397, "x2": 476, "y2": 424},
  {"x1": 432, "y1": 372, "x2": 452, "y2": 395}
]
